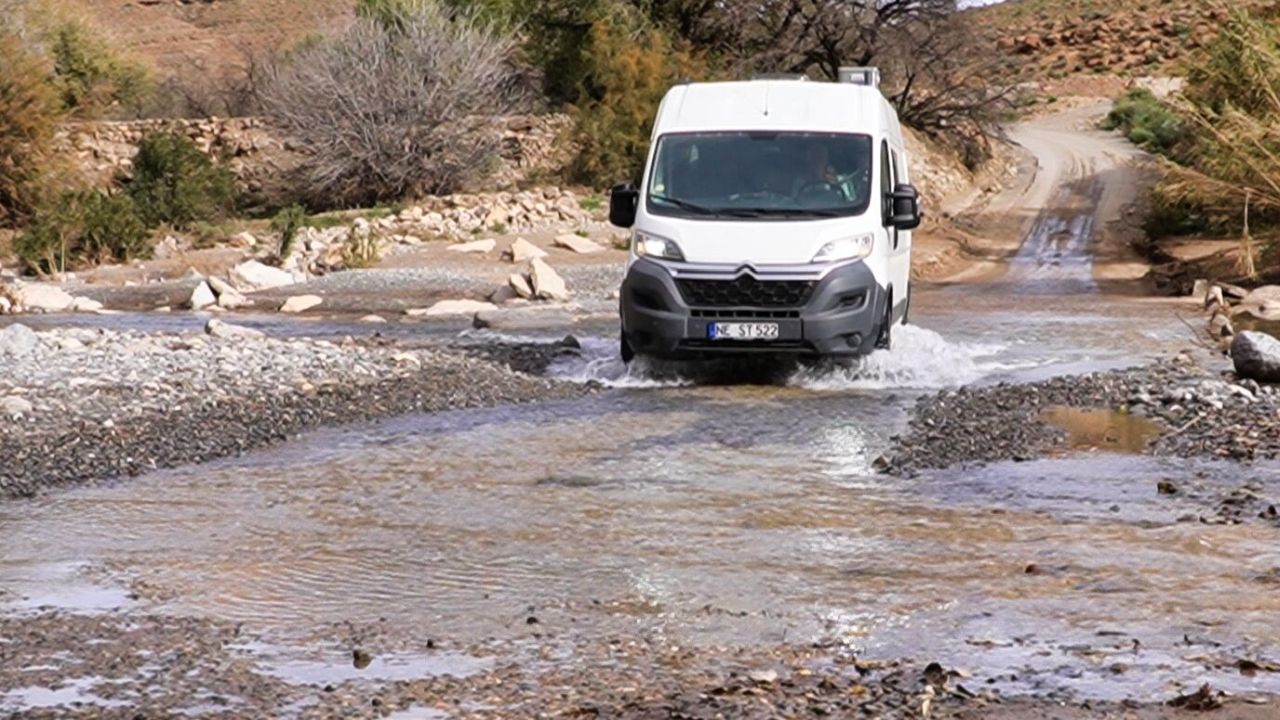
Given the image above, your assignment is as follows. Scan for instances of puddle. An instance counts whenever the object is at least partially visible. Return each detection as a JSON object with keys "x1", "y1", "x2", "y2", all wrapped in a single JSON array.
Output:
[
  {"x1": 1, "y1": 676, "x2": 130, "y2": 711},
  {"x1": 242, "y1": 644, "x2": 490, "y2": 686},
  {"x1": 1041, "y1": 407, "x2": 1162, "y2": 454}
]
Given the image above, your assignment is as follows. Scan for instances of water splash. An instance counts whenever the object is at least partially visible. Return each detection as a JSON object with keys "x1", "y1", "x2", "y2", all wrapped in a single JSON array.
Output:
[
  {"x1": 547, "y1": 336, "x2": 692, "y2": 388},
  {"x1": 789, "y1": 324, "x2": 1016, "y2": 390}
]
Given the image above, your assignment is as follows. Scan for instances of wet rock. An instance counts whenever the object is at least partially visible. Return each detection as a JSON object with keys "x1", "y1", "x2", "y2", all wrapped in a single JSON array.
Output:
[
  {"x1": 530, "y1": 258, "x2": 570, "y2": 301},
  {"x1": 1157, "y1": 480, "x2": 1179, "y2": 495},
  {"x1": 1168, "y1": 683, "x2": 1222, "y2": 710},
  {"x1": 0, "y1": 323, "x2": 39, "y2": 357},
  {"x1": 408, "y1": 300, "x2": 498, "y2": 317},
  {"x1": 1232, "y1": 331, "x2": 1280, "y2": 383},
  {"x1": 279, "y1": 295, "x2": 323, "y2": 313},
  {"x1": 508, "y1": 238, "x2": 547, "y2": 263},
  {"x1": 359, "y1": 314, "x2": 387, "y2": 324},
  {"x1": 230, "y1": 260, "x2": 295, "y2": 292},
  {"x1": 205, "y1": 318, "x2": 266, "y2": 340},
  {"x1": 553, "y1": 233, "x2": 604, "y2": 255},
  {"x1": 353, "y1": 648, "x2": 373, "y2": 669},
  {"x1": 188, "y1": 281, "x2": 217, "y2": 311},
  {"x1": 473, "y1": 306, "x2": 576, "y2": 332},
  {"x1": 69, "y1": 296, "x2": 104, "y2": 313}
]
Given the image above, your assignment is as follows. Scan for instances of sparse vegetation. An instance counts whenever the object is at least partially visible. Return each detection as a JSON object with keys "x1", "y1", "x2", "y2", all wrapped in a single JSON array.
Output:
[
  {"x1": 1102, "y1": 88, "x2": 1186, "y2": 156},
  {"x1": 342, "y1": 228, "x2": 381, "y2": 269},
  {"x1": 0, "y1": 32, "x2": 64, "y2": 227},
  {"x1": 270, "y1": 204, "x2": 308, "y2": 263}
]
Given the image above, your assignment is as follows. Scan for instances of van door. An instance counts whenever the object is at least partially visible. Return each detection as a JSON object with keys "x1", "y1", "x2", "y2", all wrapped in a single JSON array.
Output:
[{"x1": 880, "y1": 141, "x2": 911, "y2": 309}]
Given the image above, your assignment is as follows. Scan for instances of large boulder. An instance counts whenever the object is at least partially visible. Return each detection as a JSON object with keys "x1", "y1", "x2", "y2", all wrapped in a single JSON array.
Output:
[
  {"x1": 447, "y1": 239, "x2": 496, "y2": 254},
  {"x1": 0, "y1": 323, "x2": 39, "y2": 357},
  {"x1": 529, "y1": 258, "x2": 570, "y2": 301},
  {"x1": 1232, "y1": 331, "x2": 1280, "y2": 383},
  {"x1": 508, "y1": 238, "x2": 547, "y2": 263},
  {"x1": 406, "y1": 299, "x2": 499, "y2": 317},
  {"x1": 229, "y1": 260, "x2": 295, "y2": 292},
  {"x1": 279, "y1": 295, "x2": 323, "y2": 313},
  {"x1": 15, "y1": 283, "x2": 74, "y2": 312},
  {"x1": 188, "y1": 281, "x2": 217, "y2": 310},
  {"x1": 553, "y1": 233, "x2": 604, "y2": 255}
]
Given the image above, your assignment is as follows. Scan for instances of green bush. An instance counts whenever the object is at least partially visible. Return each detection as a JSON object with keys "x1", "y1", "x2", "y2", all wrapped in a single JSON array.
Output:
[
  {"x1": 48, "y1": 19, "x2": 151, "y2": 116},
  {"x1": 1103, "y1": 88, "x2": 1185, "y2": 157},
  {"x1": 570, "y1": 14, "x2": 705, "y2": 186},
  {"x1": 15, "y1": 190, "x2": 150, "y2": 274},
  {"x1": 270, "y1": 203, "x2": 308, "y2": 261},
  {"x1": 126, "y1": 131, "x2": 236, "y2": 230}
]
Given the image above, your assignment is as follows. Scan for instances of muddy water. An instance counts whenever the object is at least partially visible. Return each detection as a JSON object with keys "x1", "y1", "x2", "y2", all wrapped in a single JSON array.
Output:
[{"x1": 6, "y1": 282, "x2": 1278, "y2": 703}]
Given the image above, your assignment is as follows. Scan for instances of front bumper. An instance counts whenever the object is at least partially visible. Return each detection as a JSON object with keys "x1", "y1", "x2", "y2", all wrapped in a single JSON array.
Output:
[{"x1": 620, "y1": 258, "x2": 887, "y2": 359}]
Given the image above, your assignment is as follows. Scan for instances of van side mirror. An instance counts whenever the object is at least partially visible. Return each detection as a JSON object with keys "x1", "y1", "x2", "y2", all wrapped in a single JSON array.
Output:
[
  {"x1": 886, "y1": 183, "x2": 922, "y2": 231},
  {"x1": 609, "y1": 183, "x2": 639, "y2": 228}
]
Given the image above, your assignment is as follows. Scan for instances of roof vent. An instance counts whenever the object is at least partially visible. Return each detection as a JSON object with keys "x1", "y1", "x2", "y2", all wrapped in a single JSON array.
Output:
[
  {"x1": 751, "y1": 73, "x2": 809, "y2": 81},
  {"x1": 838, "y1": 66, "x2": 880, "y2": 88}
]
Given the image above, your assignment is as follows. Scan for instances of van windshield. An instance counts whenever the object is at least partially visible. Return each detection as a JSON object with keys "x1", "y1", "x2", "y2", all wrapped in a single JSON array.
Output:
[{"x1": 647, "y1": 131, "x2": 874, "y2": 220}]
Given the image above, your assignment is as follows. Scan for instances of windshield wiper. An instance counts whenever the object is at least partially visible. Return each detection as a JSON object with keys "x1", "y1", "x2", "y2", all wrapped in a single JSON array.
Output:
[
  {"x1": 716, "y1": 207, "x2": 847, "y2": 218},
  {"x1": 650, "y1": 195, "x2": 716, "y2": 215}
]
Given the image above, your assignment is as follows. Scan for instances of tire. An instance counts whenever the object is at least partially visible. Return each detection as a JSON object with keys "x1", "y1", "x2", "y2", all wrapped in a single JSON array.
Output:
[
  {"x1": 902, "y1": 286, "x2": 911, "y2": 326},
  {"x1": 875, "y1": 292, "x2": 893, "y2": 350},
  {"x1": 620, "y1": 330, "x2": 635, "y2": 363}
]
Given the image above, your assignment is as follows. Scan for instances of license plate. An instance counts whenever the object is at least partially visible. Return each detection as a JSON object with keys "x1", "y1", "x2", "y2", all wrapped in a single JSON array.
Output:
[{"x1": 707, "y1": 322, "x2": 780, "y2": 341}]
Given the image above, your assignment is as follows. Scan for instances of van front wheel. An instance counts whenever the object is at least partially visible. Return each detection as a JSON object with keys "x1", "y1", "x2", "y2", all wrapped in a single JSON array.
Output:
[{"x1": 875, "y1": 293, "x2": 893, "y2": 351}]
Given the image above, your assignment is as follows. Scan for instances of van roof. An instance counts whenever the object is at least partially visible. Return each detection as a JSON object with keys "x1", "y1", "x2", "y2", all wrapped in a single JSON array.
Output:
[{"x1": 654, "y1": 80, "x2": 899, "y2": 137}]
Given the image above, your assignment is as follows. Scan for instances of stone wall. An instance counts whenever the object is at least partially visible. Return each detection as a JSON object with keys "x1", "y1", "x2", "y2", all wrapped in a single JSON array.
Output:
[{"x1": 53, "y1": 114, "x2": 576, "y2": 197}]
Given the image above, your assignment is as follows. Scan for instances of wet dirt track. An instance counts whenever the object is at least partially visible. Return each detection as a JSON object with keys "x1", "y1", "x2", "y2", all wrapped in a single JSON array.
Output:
[{"x1": 4, "y1": 107, "x2": 1280, "y2": 717}]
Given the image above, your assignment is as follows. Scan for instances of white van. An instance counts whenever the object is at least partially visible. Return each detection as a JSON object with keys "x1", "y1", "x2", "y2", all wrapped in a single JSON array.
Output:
[{"x1": 609, "y1": 68, "x2": 921, "y2": 363}]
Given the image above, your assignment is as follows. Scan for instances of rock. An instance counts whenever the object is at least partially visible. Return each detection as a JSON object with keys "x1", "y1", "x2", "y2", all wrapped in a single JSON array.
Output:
[
  {"x1": 69, "y1": 296, "x2": 104, "y2": 313},
  {"x1": 1219, "y1": 283, "x2": 1249, "y2": 301},
  {"x1": 359, "y1": 314, "x2": 387, "y2": 323},
  {"x1": 279, "y1": 295, "x2": 323, "y2": 313},
  {"x1": 189, "y1": 281, "x2": 217, "y2": 310},
  {"x1": 407, "y1": 299, "x2": 499, "y2": 317},
  {"x1": 207, "y1": 275, "x2": 236, "y2": 297},
  {"x1": 488, "y1": 285, "x2": 519, "y2": 304},
  {"x1": 508, "y1": 238, "x2": 547, "y2": 263},
  {"x1": 1191, "y1": 279, "x2": 1210, "y2": 303},
  {"x1": 15, "y1": 283, "x2": 74, "y2": 312},
  {"x1": 1204, "y1": 285, "x2": 1225, "y2": 311},
  {"x1": 447, "y1": 239, "x2": 497, "y2": 254},
  {"x1": 205, "y1": 318, "x2": 266, "y2": 340},
  {"x1": 530, "y1": 258, "x2": 570, "y2": 301},
  {"x1": 229, "y1": 231, "x2": 259, "y2": 249},
  {"x1": 509, "y1": 272, "x2": 534, "y2": 299},
  {"x1": 229, "y1": 260, "x2": 295, "y2": 292},
  {"x1": 0, "y1": 296, "x2": 10, "y2": 314},
  {"x1": 748, "y1": 670, "x2": 779, "y2": 684},
  {"x1": 473, "y1": 306, "x2": 577, "y2": 331},
  {"x1": 0, "y1": 396, "x2": 33, "y2": 418},
  {"x1": 553, "y1": 233, "x2": 604, "y2": 254},
  {"x1": 1232, "y1": 331, "x2": 1280, "y2": 383},
  {"x1": 0, "y1": 323, "x2": 39, "y2": 357},
  {"x1": 216, "y1": 288, "x2": 250, "y2": 309}
]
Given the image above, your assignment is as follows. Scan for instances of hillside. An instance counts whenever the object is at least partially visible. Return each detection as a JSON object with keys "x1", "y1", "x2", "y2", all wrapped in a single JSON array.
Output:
[
  {"x1": 64, "y1": 0, "x2": 354, "y2": 80},
  {"x1": 977, "y1": 0, "x2": 1276, "y2": 79}
]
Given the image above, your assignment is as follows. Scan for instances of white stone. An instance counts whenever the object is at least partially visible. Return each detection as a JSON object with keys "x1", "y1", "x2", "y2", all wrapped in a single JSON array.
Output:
[
  {"x1": 509, "y1": 273, "x2": 534, "y2": 299},
  {"x1": 229, "y1": 231, "x2": 258, "y2": 249},
  {"x1": 0, "y1": 396, "x2": 33, "y2": 418},
  {"x1": 553, "y1": 233, "x2": 603, "y2": 254},
  {"x1": 508, "y1": 238, "x2": 547, "y2": 263},
  {"x1": 359, "y1": 314, "x2": 388, "y2": 323},
  {"x1": 205, "y1": 318, "x2": 266, "y2": 340},
  {"x1": 530, "y1": 258, "x2": 570, "y2": 301},
  {"x1": 15, "y1": 283, "x2": 74, "y2": 312},
  {"x1": 0, "y1": 296, "x2": 11, "y2": 314},
  {"x1": 207, "y1": 275, "x2": 236, "y2": 297},
  {"x1": 407, "y1": 299, "x2": 498, "y2": 317},
  {"x1": 216, "y1": 289, "x2": 250, "y2": 309},
  {"x1": 0, "y1": 323, "x2": 39, "y2": 357},
  {"x1": 279, "y1": 295, "x2": 323, "y2": 313},
  {"x1": 229, "y1": 260, "x2": 295, "y2": 292},
  {"x1": 69, "y1": 296, "x2": 104, "y2": 313},
  {"x1": 447, "y1": 239, "x2": 497, "y2": 254},
  {"x1": 189, "y1": 281, "x2": 217, "y2": 310}
]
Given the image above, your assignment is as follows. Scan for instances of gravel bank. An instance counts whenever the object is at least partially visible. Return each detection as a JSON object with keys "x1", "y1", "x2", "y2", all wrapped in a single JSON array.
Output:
[
  {"x1": 883, "y1": 355, "x2": 1280, "y2": 475},
  {"x1": 0, "y1": 322, "x2": 587, "y2": 498},
  {"x1": 4, "y1": 611, "x2": 1275, "y2": 719}
]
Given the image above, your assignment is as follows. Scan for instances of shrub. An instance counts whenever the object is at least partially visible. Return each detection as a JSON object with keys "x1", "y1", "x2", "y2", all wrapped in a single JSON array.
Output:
[
  {"x1": 1103, "y1": 88, "x2": 1186, "y2": 157},
  {"x1": 47, "y1": 19, "x2": 150, "y2": 116},
  {"x1": 342, "y1": 228, "x2": 380, "y2": 269},
  {"x1": 259, "y1": 1, "x2": 523, "y2": 208},
  {"x1": 126, "y1": 131, "x2": 236, "y2": 230},
  {"x1": 0, "y1": 32, "x2": 63, "y2": 227},
  {"x1": 570, "y1": 14, "x2": 704, "y2": 186},
  {"x1": 270, "y1": 204, "x2": 308, "y2": 262},
  {"x1": 15, "y1": 190, "x2": 150, "y2": 274}
]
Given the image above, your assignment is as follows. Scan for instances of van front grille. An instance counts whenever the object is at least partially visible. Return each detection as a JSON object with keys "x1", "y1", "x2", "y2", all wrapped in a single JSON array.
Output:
[{"x1": 677, "y1": 276, "x2": 815, "y2": 308}]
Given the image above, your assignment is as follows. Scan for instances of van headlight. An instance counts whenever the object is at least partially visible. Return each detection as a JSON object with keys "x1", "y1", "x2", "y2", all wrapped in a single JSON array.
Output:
[
  {"x1": 812, "y1": 234, "x2": 874, "y2": 263},
  {"x1": 633, "y1": 231, "x2": 685, "y2": 262}
]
